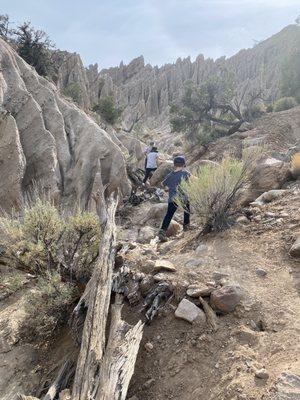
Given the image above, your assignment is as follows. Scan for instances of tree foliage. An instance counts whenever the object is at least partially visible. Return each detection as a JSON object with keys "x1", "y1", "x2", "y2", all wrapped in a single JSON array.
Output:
[
  {"x1": 273, "y1": 96, "x2": 297, "y2": 112},
  {"x1": 62, "y1": 82, "x2": 84, "y2": 105},
  {"x1": 0, "y1": 14, "x2": 55, "y2": 77},
  {"x1": 170, "y1": 75, "x2": 245, "y2": 144},
  {"x1": 92, "y1": 96, "x2": 123, "y2": 124}
]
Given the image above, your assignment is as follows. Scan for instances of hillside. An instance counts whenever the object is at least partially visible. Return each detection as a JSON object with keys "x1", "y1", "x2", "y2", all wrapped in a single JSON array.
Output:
[
  {"x1": 55, "y1": 25, "x2": 300, "y2": 131},
  {"x1": 1, "y1": 22, "x2": 300, "y2": 400}
]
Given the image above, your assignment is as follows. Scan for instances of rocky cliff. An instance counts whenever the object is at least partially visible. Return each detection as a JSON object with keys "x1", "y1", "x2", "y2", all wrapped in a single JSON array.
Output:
[
  {"x1": 0, "y1": 38, "x2": 131, "y2": 213},
  {"x1": 55, "y1": 25, "x2": 300, "y2": 131}
]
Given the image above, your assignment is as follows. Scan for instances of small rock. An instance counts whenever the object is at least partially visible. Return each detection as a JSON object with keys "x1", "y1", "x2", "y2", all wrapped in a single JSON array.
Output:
[
  {"x1": 255, "y1": 268, "x2": 267, "y2": 277},
  {"x1": 154, "y1": 259, "x2": 176, "y2": 272},
  {"x1": 128, "y1": 396, "x2": 139, "y2": 400},
  {"x1": 195, "y1": 243, "x2": 207, "y2": 255},
  {"x1": 153, "y1": 273, "x2": 170, "y2": 282},
  {"x1": 290, "y1": 237, "x2": 300, "y2": 258},
  {"x1": 145, "y1": 342, "x2": 154, "y2": 352},
  {"x1": 185, "y1": 258, "x2": 205, "y2": 268},
  {"x1": 210, "y1": 285, "x2": 243, "y2": 314},
  {"x1": 212, "y1": 271, "x2": 229, "y2": 282},
  {"x1": 144, "y1": 378, "x2": 155, "y2": 388},
  {"x1": 59, "y1": 390, "x2": 71, "y2": 400},
  {"x1": 237, "y1": 216, "x2": 249, "y2": 224},
  {"x1": 175, "y1": 298, "x2": 205, "y2": 323},
  {"x1": 166, "y1": 220, "x2": 181, "y2": 237},
  {"x1": 186, "y1": 285, "x2": 213, "y2": 298},
  {"x1": 264, "y1": 211, "x2": 276, "y2": 218},
  {"x1": 255, "y1": 368, "x2": 269, "y2": 379}
]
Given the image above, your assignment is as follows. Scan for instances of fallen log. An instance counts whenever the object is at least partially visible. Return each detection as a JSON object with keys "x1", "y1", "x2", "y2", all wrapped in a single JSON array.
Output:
[
  {"x1": 94, "y1": 294, "x2": 144, "y2": 400},
  {"x1": 72, "y1": 194, "x2": 144, "y2": 400},
  {"x1": 43, "y1": 358, "x2": 75, "y2": 400},
  {"x1": 72, "y1": 194, "x2": 119, "y2": 400}
]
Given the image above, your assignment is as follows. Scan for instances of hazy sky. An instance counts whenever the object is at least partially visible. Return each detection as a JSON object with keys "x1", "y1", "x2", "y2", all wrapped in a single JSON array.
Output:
[{"x1": 1, "y1": 0, "x2": 299, "y2": 69}]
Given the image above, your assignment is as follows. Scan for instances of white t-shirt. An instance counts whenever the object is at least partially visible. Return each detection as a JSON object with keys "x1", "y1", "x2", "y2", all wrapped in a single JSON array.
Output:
[{"x1": 146, "y1": 152, "x2": 159, "y2": 168}]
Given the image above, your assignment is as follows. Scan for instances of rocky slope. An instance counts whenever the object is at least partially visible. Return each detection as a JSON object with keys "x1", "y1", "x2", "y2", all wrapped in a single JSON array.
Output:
[
  {"x1": 0, "y1": 38, "x2": 133, "y2": 212},
  {"x1": 55, "y1": 25, "x2": 300, "y2": 131}
]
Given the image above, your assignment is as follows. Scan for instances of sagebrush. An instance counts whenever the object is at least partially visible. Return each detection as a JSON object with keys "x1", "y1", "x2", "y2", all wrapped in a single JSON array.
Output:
[
  {"x1": 273, "y1": 97, "x2": 297, "y2": 112},
  {"x1": 179, "y1": 150, "x2": 261, "y2": 233},
  {"x1": 0, "y1": 199, "x2": 101, "y2": 338}
]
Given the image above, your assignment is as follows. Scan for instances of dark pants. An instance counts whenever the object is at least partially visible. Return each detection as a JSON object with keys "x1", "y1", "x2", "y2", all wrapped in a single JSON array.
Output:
[
  {"x1": 161, "y1": 201, "x2": 190, "y2": 231},
  {"x1": 143, "y1": 168, "x2": 157, "y2": 183}
]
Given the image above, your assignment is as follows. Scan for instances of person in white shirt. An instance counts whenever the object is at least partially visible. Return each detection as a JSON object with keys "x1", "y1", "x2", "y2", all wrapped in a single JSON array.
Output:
[
  {"x1": 143, "y1": 146, "x2": 159, "y2": 184},
  {"x1": 144, "y1": 141, "x2": 155, "y2": 169}
]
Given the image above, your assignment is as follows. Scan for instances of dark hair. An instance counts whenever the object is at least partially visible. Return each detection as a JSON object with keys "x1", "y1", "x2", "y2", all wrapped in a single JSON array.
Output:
[
  {"x1": 151, "y1": 146, "x2": 158, "y2": 152},
  {"x1": 173, "y1": 155, "x2": 186, "y2": 166}
]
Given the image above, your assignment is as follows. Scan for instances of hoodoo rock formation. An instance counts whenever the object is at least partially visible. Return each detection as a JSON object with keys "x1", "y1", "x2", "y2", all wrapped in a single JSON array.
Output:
[
  {"x1": 55, "y1": 25, "x2": 300, "y2": 131},
  {"x1": 0, "y1": 38, "x2": 131, "y2": 212}
]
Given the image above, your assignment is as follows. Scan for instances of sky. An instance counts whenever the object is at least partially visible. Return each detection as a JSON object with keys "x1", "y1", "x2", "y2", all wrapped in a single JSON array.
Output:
[{"x1": 1, "y1": 0, "x2": 299, "y2": 70}]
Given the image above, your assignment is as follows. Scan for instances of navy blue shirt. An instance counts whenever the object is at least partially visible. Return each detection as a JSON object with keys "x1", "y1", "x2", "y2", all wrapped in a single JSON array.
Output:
[{"x1": 163, "y1": 169, "x2": 191, "y2": 202}]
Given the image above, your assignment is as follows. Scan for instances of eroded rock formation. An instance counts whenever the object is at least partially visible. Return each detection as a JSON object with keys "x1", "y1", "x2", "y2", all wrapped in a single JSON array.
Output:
[
  {"x1": 0, "y1": 38, "x2": 131, "y2": 212},
  {"x1": 55, "y1": 25, "x2": 300, "y2": 131}
]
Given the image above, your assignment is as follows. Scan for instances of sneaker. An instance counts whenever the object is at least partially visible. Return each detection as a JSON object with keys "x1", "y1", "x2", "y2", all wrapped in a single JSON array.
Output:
[{"x1": 158, "y1": 229, "x2": 168, "y2": 242}]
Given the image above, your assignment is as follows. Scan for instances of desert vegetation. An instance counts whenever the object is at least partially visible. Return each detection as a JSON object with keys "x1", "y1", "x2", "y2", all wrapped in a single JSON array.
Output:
[
  {"x1": 0, "y1": 198, "x2": 101, "y2": 338},
  {"x1": 92, "y1": 95, "x2": 123, "y2": 124},
  {"x1": 178, "y1": 149, "x2": 261, "y2": 234},
  {"x1": 170, "y1": 73, "x2": 265, "y2": 147}
]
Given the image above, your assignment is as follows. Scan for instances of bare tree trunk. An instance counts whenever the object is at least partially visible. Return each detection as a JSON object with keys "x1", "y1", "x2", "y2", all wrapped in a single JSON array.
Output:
[
  {"x1": 95, "y1": 294, "x2": 144, "y2": 400},
  {"x1": 72, "y1": 193, "x2": 144, "y2": 400},
  {"x1": 72, "y1": 194, "x2": 119, "y2": 400}
]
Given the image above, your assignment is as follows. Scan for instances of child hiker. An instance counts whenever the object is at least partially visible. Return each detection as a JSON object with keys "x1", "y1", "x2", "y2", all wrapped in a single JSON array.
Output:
[
  {"x1": 158, "y1": 155, "x2": 191, "y2": 242},
  {"x1": 143, "y1": 146, "x2": 160, "y2": 184}
]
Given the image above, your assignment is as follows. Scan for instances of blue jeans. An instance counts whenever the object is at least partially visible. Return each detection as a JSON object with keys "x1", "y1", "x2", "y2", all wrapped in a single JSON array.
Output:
[{"x1": 161, "y1": 201, "x2": 190, "y2": 231}]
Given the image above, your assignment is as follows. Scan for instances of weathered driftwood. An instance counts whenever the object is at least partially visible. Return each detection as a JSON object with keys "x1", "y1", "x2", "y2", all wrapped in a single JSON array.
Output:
[
  {"x1": 72, "y1": 194, "x2": 144, "y2": 400},
  {"x1": 43, "y1": 358, "x2": 75, "y2": 400},
  {"x1": 95, "y1": 294, "x2": 144, "y2": 400},
  {"x1": 72, "y1": 195, "x2": 119, "y2": 400},
  {"x1": 199, "y1": 296, "x2": 218, "y2": 331}
]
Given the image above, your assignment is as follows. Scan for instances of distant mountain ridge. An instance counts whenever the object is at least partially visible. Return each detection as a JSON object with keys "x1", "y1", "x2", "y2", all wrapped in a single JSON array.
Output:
[{"x1": 55, "y1": 24, "x2": 300, "y2": 131}]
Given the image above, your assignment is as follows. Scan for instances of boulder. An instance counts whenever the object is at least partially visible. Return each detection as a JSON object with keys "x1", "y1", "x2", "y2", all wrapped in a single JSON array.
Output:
[
  {"x1": 59, "y1": 390, "x2": 72, "y2": 400},
  {"x1": 271, "y1": 372, "x2": 300, "y2": 399},
  {"x1": 139, "y1": 203, "x2": 168, "y2": 224},
  {"x1": 210, "y1": 285, "x2": 243, "y2": 313},
  {"x1": 150, "y1": 161, "x2": 173, "y2": 186},
  {"x1": 137, "y1": 226, "x2": 157, "y2": 243},
  {"x1": 154, "y1": 259, "x2": 176, "y2": 272},
  {"x1": 175, "y1": 298, "x2": 205, "y2": 323},
  {"x1": 166, "y1": 220, "x2": 181, "y2": 237},
  {"x1": 251, "y1": 189, "x2": 287, "y2": 206},
  {"x1": 250, "y1": 158, "x2": 291, "y2": 193},
  {"x1": 290, "y1": 237, "x2": 300, "y2": 258}
]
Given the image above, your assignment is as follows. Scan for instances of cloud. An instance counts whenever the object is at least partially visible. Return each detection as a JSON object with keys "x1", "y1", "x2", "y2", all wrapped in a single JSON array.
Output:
[{"x1": 1, "y1": 0, "x2": 299, "y2": 68}]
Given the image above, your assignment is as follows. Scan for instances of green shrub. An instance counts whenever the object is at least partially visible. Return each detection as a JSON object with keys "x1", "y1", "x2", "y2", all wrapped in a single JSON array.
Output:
[
  {"x1": 273, "y1": 97, "x2": 297, "y2": 112},
  {"x1": 0, "y1": 199, "x2": 101, "y2": 338},
  {"x1": 62, "y1": 82, "x2": 84, "y2": 105},
  {"x1": 23, "y1": 271, "x2": 77, "y2": 339},
  {"x1": 92, "y1": 96, "x2": 122, "y2": 124},
  {"x1": 0, "y1": 201, "x2": 101, "y2": 280},
  {"x1": 243, "y1": 103, "x2": 266, "y2": 120},
  {"x1": 178, "y1": 149, "x2": 261, "y2": 233},
  {"x1": 266, "y1": 104, "x2": 273, "y2": 113}
]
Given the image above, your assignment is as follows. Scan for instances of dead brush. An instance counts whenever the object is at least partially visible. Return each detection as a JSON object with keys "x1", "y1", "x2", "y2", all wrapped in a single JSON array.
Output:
[{"x1": 290, "y1": 152, "x2": 300, "y2": 179}]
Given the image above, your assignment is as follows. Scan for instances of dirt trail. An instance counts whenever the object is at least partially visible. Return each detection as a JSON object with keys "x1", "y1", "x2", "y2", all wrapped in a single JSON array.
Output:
[{"x1": 118, "y1": 186, "x2": 300, "y2": 400}]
